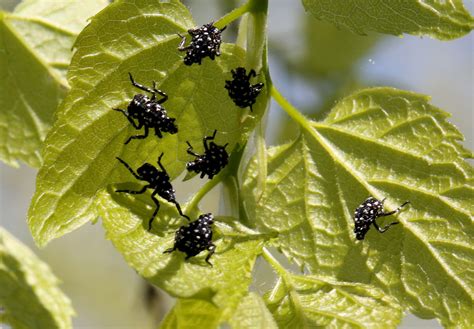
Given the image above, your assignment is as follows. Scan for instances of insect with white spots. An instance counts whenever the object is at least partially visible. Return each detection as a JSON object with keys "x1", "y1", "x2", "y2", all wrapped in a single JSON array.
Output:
[
  {"x1": 113, "y1": 73, "x2": 177, "y2": 144},
  {"x1": 178, "y1": 22, "x2": 226, "y2": 65},
  {"x1": 225, "y1": 67, "x2": 264, "y2": 112},
  {"x1": 353, "y1": 197, "x2": 410, "y2": 240},
  {"x1": 116, "y1": 153, "x2": 189, "y2": 230},
  {"x1": 186, "y1": 130, "x2": 229, "y2": 179},
  {"x1": 164, "y1": 213, "x2": 216, "y2": 266}
]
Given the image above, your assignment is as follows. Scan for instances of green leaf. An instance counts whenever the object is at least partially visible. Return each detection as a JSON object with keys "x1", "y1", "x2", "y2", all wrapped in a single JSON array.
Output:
[
  {"x1": 159, "y1": 299, "x2": 221, "y2": 329},
  {"x1": 242, "y1": 87, "x2": 473, "y2": 327},
  {"x1": 97, "y1": 189, "x2": 264, "y2": 320},
  {"x1": 28, "y1": 0, "x2": 267, "y2": 246},
  {"x1": 265, "y1": 272, "x2": 402, "y2": 328},
  {"x1": 228, "y1": 292, "x2": 278, "y2": 329},
  {"x1": 0, "y1": 0, "x2": 108, "y2": 167},
  {"x1": 0, "y1": 227, "x2": 74, "y2": 329},
  {"x1": 302, "y1": 0, "x2": 474, "y2": 40}
]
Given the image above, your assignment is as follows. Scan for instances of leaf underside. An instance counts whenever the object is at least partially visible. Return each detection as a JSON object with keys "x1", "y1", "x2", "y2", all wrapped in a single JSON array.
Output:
[
  {"x1": 302, "y1": 0, "x2": 474, "y2": 40},
  {"x1": 28, "y1": 0, "x2": 266, "y2": 247},
  {"x1": 242, "y1": 87, "x2": 473, "y2": 327},
  {"x1": 21, "y1": 1, "x2": 474, "y2": 328},
  {"x1": 97, "y1": 189, "x2": 263, "y2": 322},
  {"x1": 159, "y1": 298, "x2": 221, "y2": 329},
  {"x1": 0, "y1": 0, "x2": 108, "y2": 167},
  {"x1": 0, "y1": 227, "x2": 74, "y2": 329},
  {"x1": 265, "y1": 274, "x2": 403, "y2": 328}
]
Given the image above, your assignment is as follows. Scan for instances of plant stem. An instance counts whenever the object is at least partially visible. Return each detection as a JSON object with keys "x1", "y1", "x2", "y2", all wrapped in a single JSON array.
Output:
[
  {"x1": 271, "y1": 85, "x2": 313, "y2": 133},
  {"x1": 215, "y1": 0, "x2": 253, "y2": 28},
  {"x1": 186, "y1": 176, "x2": 221, "y2": 213},
  {"x1": 262, "y1": 247, "x2": 289, "y2": 279}
]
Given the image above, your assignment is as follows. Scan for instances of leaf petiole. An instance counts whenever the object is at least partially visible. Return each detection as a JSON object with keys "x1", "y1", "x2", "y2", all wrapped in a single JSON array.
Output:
[
  {"x1": 262, "y1": 247, "x2": 290, "y2": 280},
  {"x1": 215, "y1": 0, "x2": 253, "y2": 29},
  {"x1": 271, "y1": 85, "x2": 312, "y2": 133}
]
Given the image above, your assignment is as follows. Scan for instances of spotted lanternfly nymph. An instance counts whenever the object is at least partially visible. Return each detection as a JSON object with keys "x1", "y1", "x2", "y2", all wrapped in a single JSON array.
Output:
[
  {"x1": 225, "y1": 67, "x2": 264, "y2": 112},
  {"x1": 116, "y1": 153, "x2": 189, "y2": 230},
  {"x1": 186, "y1": 130, "x2": 229, "y2": 179},
  {"x1": 164, "y1": 213, "x2": 216, "y2": 266},
  {"x1": 354, "y1": 197, "x2": 410, "y2": 240},
  {"x1": 113, "y1": 73, "x2": 177, "y2": 144},
  {"x1": 178, "y1": 22, "x2": 226, "y2": 65}
]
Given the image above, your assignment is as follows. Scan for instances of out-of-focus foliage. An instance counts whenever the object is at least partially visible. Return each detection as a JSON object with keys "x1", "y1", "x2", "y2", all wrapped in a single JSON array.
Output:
[
  {"x1": 302, "y1": 0, "x2": 474, "y2": 40},
  {"x1": 0, "y1": 227, "x2": 74, "y2": 329},
  {"x1": 0, "y1": 0, "x2": 108, "y2": 167}
]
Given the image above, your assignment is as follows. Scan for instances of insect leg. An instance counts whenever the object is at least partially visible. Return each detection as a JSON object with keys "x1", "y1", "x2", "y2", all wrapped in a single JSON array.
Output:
[
  {"x1": 373, "y1": 220, "x2": 399, "y2": 233},
  {"x1": 116, "y1": 157, "x2": 141, "y2": 180},
  {"x1": 203, "y1": 130, "x2": 217, "y2": 151},
  {"x1": 186, "y1": 141, "x2": 200, "y2": 157},
  {"x1": 156, "y1": 153, "x2": 167, "y2": 173},
  {"x1": 177, "y1": 33, "x2": 189, "y2": 51},
  {"x1": 128, "y1": 73, "x2": 157, "y2": 97},
  {"x1": 170, "y1": 200, "x2": 190, "y2": 221},
  {"x1": 148, "y1": 190, "x2": 161, "y2": 231},
  {"x1": 163, "y1": 246, "x2": 176, "y2": 254},
  {"x1": 115, "y1": 185, "x2": 148, "y2": 195},
  {"x1": 154, "y1": 127, "x2": 163, "y2": 139},
  {"x1": 205, "y1": 243, "x2": 216, "y2": 266},
  {"x1": 125, "y1": 126, "x2": 149, "y2": 144},
  {"x1": 113, "y1": 108, "x2": 141, "y2": 129},
  {"x1": 380, "y1": 201, "x2": 410, "y2": 217}
]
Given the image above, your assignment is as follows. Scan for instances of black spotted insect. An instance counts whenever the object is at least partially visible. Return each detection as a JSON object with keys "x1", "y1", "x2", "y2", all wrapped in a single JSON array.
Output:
[
  {"x1": 225, "y1": 67, "x2": 264, "y2": 112},
  {"x1": 116, "y1": 153, "x2": 189, "y2": 230},
  {"x1": 164, "y1": 213, "x2": 216, "y2": 266},
  {"x1": 113, "y1": 73, "x2": 177, "y2": 144},
  {"x1": 178, "y1": 22, "x2": 226, "y2": 65},
  {"x1": 353, "y1": 197, "x2": 410, "y2": 240},
  {"x1": 186, "y1": 130, "x2": 229, "y2": 179}
]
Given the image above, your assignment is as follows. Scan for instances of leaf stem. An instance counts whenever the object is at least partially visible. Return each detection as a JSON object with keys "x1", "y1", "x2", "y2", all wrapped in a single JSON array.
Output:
[
  {"x1": 262, "y1": 247, "x2": 289, "y2": 279},
  {"x1": 186, "y1": 176, "x2": 221, "y2": 213},
  {"x1": 215, "y1": 0, "x2": 253, "y2": 28},
  {"x1": 271, "y1": 85, "x2": 313, "y2": 132}
]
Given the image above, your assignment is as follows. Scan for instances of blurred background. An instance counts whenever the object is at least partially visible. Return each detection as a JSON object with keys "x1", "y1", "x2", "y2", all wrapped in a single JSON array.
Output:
[{"x1": 0, "y1": 0, "x2": 472, "y2": 328}]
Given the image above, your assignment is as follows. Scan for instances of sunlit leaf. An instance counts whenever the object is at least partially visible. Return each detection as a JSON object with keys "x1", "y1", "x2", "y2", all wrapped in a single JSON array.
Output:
[
  {"x1": 27, "y1": 0, "x2": 267, "y2": 246},
  {"x1": 242, "y1": 87, "x2": 473, "y2": 327},
  {"x1": 0, "y1": 0, "x2": 108, "y2": 167},
  {"x1": 229, "y1": 292, "x2": 278, "y2": 329},
  {"x1": 159, "y1": 299, "x2": 221, "y2": 329},
  {"x1": 265, "y1": 272, "x2": 402, "y2": 328},
  {"x1": 97, "y1": 189, "x2": 264, "y2": 320}
]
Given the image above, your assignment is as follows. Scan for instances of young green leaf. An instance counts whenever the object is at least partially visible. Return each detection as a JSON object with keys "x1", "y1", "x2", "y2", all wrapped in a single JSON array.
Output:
[
  {"x1": 302, "y1": 0, "x2": 474, "y2": 40},
  {"x1": 97, "y1": 189, "x2": 264, "y2": 320},
  {"x1": 242, "y1": 87, "x2": 473, "y2": 327},
  {"x1": 0, "y1": 0, "x2": 108, "y2": 167},
  {"x1": 264, "y1": 272, "x2": 402, "y2": 328},
  {"x1": 160, "y1": 299, "x2": 221, "y2": 329},
  {"x1": 0, "y1": 227, "x2": 74, "y2": 329},
  {"x1": 27, "y1": 0, "x2": 267, "y2": 247},
  {"x1": 228, "y1": 292, "x2": 278, "y2": 329}
]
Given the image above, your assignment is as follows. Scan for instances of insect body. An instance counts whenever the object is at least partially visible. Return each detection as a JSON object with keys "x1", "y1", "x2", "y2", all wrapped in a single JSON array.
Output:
[
  {"x1": 186, "y1": 130, "x2": 229, "y2": 179},
  {"x1": 164, "y1": 213, "x2": 216, "y2": 266},
  {"x1": 116, "y1": 153, "x2": 189, "y2": 230},
  {"x1": 225, "y1": 67, "x2": 264, "y2": 112},
  {"x1": 178, "y1": 22, "x2": 226, "y2": 65},
  {"x1": 354, "y1": 197, "x2": 410, "y2": 240},
  {"x1": 114, "y1": 73, "x2": 177, "y2": 144}
]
